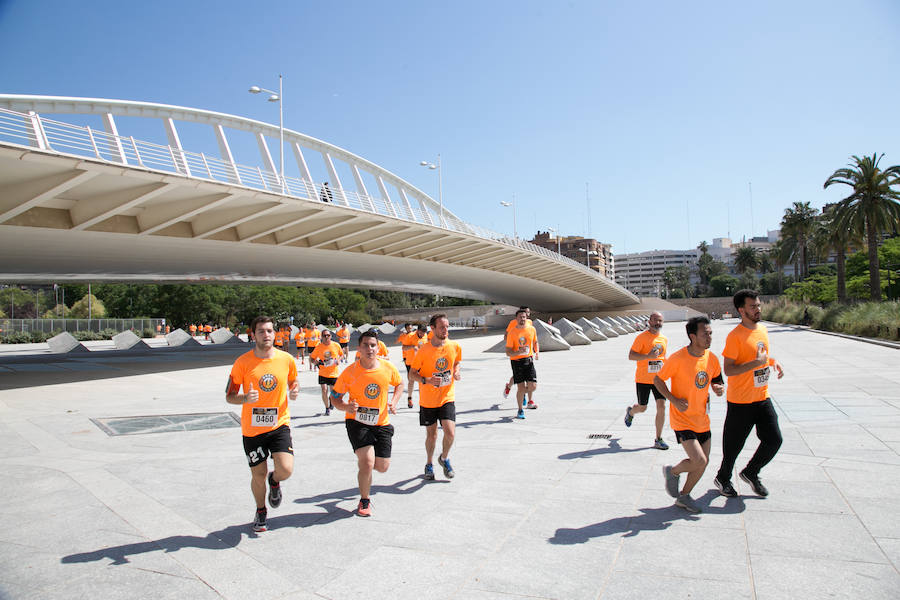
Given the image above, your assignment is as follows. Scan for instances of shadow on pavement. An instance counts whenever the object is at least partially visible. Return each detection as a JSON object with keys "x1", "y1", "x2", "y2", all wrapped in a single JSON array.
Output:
[
  {"x1": 557, "y1": 437, "x2": 650, "y2": 459},
  {"x1": 548, "y1": 490, "x2": 745, "y2": 544}
]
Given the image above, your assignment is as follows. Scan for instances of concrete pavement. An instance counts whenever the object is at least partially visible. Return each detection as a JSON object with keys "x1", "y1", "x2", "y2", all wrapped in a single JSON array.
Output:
[{"x1": 0, "y1": 319, "x2": 898, "y2": 599}]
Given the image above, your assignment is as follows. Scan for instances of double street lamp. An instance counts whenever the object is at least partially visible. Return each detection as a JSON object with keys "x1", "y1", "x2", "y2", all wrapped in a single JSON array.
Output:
[
  {"x1": 419, "y1": 154, "x2": 443, "y2": 225},
  {"x1": 582, "y1": 246, "x2": 598, "y2": 270},
  {"x1": 249, "y1": 74, "x2": 284, "y2": 192},
  {"x1": 500, "y1": 196, "x2": 517, "y2": 239},
  {"x1": 547, "y1": 225, "x2": 562, "y2": 255}
]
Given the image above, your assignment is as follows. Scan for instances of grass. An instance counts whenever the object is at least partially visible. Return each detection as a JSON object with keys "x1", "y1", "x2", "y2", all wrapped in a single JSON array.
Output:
[{"x1": 762, "y1": 299, "x2": 900, "y2": 341}]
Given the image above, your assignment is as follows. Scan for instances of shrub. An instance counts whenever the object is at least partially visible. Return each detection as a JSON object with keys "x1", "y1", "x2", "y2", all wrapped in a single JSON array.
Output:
[
  {"x1": 835, "y1": 302, "x2": 900, "y2": 341},
  {"x1": 141, "y1": 328, "x2": 155, "y2": 338}
]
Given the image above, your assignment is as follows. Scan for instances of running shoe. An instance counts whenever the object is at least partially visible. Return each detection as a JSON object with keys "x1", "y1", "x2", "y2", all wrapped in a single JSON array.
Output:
[
  {"x1": 714, "y1": 477, "x2": 737, "y2": 498},
  {"x1": 624, "y1": 407, "x2": 633, "y2": 427},
  {"x1": 675, "y1": 493, "x2": 702, "y2": 513},
  {"x1": 357, "y1": 498, "x2": 372, "y2": 517},
  {"x1": 252, "y1": 508, "x2": 267, "y2": 532},
  {"x1": 407, "y1": 398, "x2": 413, "y2": 409},
  {"x1": 516, "y1": 409, "x2": 526, "y2": 419},
  {"x1": 267, "y1": 472, "x2": 282, "y2": 508},
  {"x1": 526, "y1": 400, "x2": 538, "y2": 409},
  {"x1": 503, "y1": 383, "x2": 511, "y2": 399},
  {"x1": 663, "y1": 465, "x2": 679, "y2": 498},
  {"x1": 739, "y1": 470, "x2": 769, "y2": 497},
  {"x1": 438, "y1": 456, "x2": 455, "y2": 479},
  {"x1": 325, "y1": 407, "x2": 331, "y2": 416},
  {"x1": 654, "y1": 438, "x2": 669, "y2": 450},
  {"x1": 424, "y1": 464, "x2": 435, "y2": 480}
]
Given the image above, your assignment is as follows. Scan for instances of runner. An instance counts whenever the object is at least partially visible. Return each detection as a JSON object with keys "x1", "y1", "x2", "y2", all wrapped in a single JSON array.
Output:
[
  {"x1": 410, "y1": 314, "x2": 462, "y2": 480},
  {"x1": 655, "y1": 316, "x2": 725, "y2": 513},
  {"x1": 714, "y1": 289, "x2": 785, "y2": 498},
  {"x1": 336, "y1": 323, "x2": 351, "y2": 363},
  {"x1": 624, "y1": 311, "x2": 670, "y2": 450},
  {"x1": 294, "y1": 327, "x2": 306, "y2": 361},
  {"x1": 310, "y1": 330, "x2": 344, "y2": 416},
  {"x1": 304, "y1": 322, "x2": 321, "y2": 370},
  {"x1": 225, "y1": 315, "x2": 300, "y2": 532},
  {"x1": 505, "y1": 308, "x2": 538, "y2": 419},
  {"x1": 274, "y1": 326, "x2": 285, "y2": 352},
  {"x1": 330, "y1": 330, "x2": 403, "y2": 517},
  {"x1": 354, "y1": 336, "x2": 389, "y2": 361},
  {"x1": 502, "y1": 306, "x2": 535, "y2": 408}
]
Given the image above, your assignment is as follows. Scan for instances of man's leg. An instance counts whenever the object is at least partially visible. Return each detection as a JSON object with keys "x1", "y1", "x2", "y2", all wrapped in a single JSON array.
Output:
[
  {"x1": 250, "y1": 461, "x2": 268, "y2": 508},
  {"x1": 716, "y1": 402, "x2": 756, "y2": 483},
  {"x1": 674, "y1": 438, "x2": 709, "y2": 495},
  {"x1": 743, "y1": 399, "x2": 783, "y2": 477},
  {"x1": 356, "y1": 446, "x2": 375, "y2": 499},
  {"x1": 271, "y1": 451, "x2": 294, "y2": 484},
  {"x1": 320, "y1": 384, "x2": 330, "y2": 411},
  {"x1": 516, "y1": 382, "x2": 527, "y2": 411},
  {"x1": 425, "y1": 422, "x2": 439, "y2": 464},
  {"x1": 439, "y1": 419, "x2": 456, "y2": 460},
  {"x1": 654, "y1": 397, "x2": 666, "y2": 440}
]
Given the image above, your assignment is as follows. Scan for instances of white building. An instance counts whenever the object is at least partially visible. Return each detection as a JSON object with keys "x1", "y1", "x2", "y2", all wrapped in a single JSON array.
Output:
[{"x1": 614, "y1": 249, "x2": 700, "y2": 296}]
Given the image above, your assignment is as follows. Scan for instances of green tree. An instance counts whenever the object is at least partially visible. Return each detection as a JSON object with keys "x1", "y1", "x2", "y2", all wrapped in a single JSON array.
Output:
[
  {"x1": 813, "y1": 205, "x2": 858, "y2": 303},
  {"x1": 662, "y1": 266, "x2": 691, "y2": 298},
  {"x1": 709, "y1": 274, "x2": 739, "y2": 297},
  {"x1": 0, "y1": 287, "x2": 41, "y2": 318},
  {"x1": 825, "y1": 153, "x2": 900, "y2": 301},
  {"x1": 734, "y1": 246, "x2": 759, "y2": 273},
  {"x1": 738, "y1": 268, "x2": 759, "y2": 290},
  {"x1": 780, "y1": 201, "x2": 819, "y2": 280},
  {"x1": 68, "y1": 294, "x2": 106, "y2": 318}
]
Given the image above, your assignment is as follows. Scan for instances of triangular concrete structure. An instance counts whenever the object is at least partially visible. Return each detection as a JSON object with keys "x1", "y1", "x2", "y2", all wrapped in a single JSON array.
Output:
[
  {"x1": 602, "y1": 317, "x2": 630, "y2": 335},
  {"x1": 611, "y1": 316, "x2": 636, "y2": 333},
  {"x1": 533, "y1": 319, "x2": 570, "y2": 351},
  {"x1": 356, "y1": 323, "x2": 373, "y2": 333},
  {"x1": 210, "y1": 327, "x2": 244, "y2": 345},
  {"x1": 554, "y1": 318, "x2": 592, "y2": 346},
  {"x1": 112, "y1": 330, "x2": 152, "y2": 352},
  {"x1": 590, "y1": 317, "x2": 618, "y2": 337},
  {"x1": 576, "y1": 317, "x2": 607, "y2": 341},
  {"x1": 377, "y1": 323, "x2": 397, "y2": 334},
  {"x1": 47, "y1": 331, "x2": 90, "y2": 354},
  {"x1": 166, "y1": 328, "x2": 203, "y2": 347}
]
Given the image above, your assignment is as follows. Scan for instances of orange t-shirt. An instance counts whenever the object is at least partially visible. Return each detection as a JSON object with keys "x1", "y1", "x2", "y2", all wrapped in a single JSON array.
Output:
[
  {"x1": 506, "y1": 318, "x2": 533, "y2": 333},
  {"x1": 723, "y1": 323, "x2": 775, "y2": 404},
  {"x1": 657, "y1": 347, "x2": 721, "y2": 433},
  {"x1": 227, "y1": 349, "x2": 297, "y2": 437},
  {"x1": 274, "y1": 331, "x2": 285, "y2": 347},
  {"x1": 630, "y1": 330, "x2": 668, "y2": 384},
  {"x1": 294, "y1": 330, "x2": 305, "y2": 348},
  {"x1": 305, "y1": 328, "x2": 320, "y2": 348},
  {"x1": 410, "y1": 340, "x2": 462, "y2": 408},
  {"x1": 336, "y1": 327, "x2": 350, "y2": 344},
  {"x1": 190, "y1": 324, "x2": 197, "y2": 334},
  {"x1": 310, "y1": 341, "x2": 344, "y2": 378},
  {"x1": 506, "y1": 325, "x2": 537, "y2": 360},
  {"x1": 333, "y1": 359, "x2": 402, "y2": 426}
]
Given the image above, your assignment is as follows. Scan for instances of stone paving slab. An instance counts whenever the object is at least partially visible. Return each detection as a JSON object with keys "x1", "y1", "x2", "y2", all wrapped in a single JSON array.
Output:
[{"x1": 0, "y1": 318, "x2": 898, "y2": 599}]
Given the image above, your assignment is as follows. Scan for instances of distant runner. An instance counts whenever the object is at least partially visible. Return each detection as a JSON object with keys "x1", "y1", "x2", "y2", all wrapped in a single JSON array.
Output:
[
  {"x1": 310, "y1": 330, "x2": 344, "y2": 416},
  {"x1": 336, "y1": 323, "x2": 351, "y2": 363},
  {"x1": 502, "y1": 306, "x2": 535, "y2": 408},
  {"x1": 624, "y1": 311, "x2": 670, "y2": 450},
  {"x1": 505, "y1": 308, "x2": 539, "y2": 419}
]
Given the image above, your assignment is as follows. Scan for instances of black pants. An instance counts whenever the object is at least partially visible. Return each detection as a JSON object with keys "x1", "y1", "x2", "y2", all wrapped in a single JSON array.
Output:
[{"x1": 716, "y1": 398, "x2": 782, "y2": 482}]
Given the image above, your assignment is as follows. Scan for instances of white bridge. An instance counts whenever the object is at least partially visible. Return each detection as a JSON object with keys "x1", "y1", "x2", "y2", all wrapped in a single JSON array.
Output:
[{"x1": 0, "y1": 95, "x2": 637, "y2": 311}]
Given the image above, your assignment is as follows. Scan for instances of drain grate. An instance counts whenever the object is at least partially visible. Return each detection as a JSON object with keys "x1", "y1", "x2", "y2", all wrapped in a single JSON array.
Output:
[
  {"x1": 587, "y1": 433, "x2": 612, "y2": 439},
  {"x1": 91, "y1": 412, "x2": 241, "y2": 436}
]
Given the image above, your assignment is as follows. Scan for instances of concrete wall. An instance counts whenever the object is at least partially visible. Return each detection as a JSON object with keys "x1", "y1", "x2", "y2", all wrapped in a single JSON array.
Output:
[{"x1": 667, "y1": 295, "x2": 780, "y2": 316}]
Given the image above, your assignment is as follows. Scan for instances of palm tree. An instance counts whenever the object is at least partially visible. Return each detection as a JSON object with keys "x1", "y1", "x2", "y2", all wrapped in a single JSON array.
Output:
[
  {"x1": 780, "y1": 201, "x2": 819, "y2": 279},
  {"x1": 734, "y1": 246, "x2": 758, "y2": 273},
  {"x1": 824, "y1": 153, "x2": 900, "y2": 301}
]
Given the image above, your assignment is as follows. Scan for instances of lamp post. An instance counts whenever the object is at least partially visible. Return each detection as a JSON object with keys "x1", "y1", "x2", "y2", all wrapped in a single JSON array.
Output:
[
  {"x1": 249, "y1": 74, "x2": 284, "y2": 193},
  {"x1": 500, "y1": 196, "x2": 517, "y2": 239},
  {"x1": 582, "y1": 246, "x2": 598, "y2": 270},
  {"x1": 547, "y1": 225, "x2": 562, "y2": 255},
  {"x1": 419, "y1": 154, "x2": 443, "y2": 225}
]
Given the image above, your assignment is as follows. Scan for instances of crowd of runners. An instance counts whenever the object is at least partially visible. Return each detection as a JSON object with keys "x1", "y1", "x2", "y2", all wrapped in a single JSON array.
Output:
[{"x1": 226, "y1": 289, "x2": 785, "y2": 531}]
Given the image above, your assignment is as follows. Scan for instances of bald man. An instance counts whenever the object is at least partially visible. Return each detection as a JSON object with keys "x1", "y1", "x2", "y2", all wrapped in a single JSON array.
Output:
[{"x1": 624, "y1": 312, "x2": 670, "y2": 450}]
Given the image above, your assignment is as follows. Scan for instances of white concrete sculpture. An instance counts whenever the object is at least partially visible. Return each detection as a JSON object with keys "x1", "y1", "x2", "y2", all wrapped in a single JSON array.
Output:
[
  {"x1": 554, "y1": 318, "x2": 592, "y2": 346},
  {"x1": 576, "y1": 317, "x2": 608, "y2": 341},
  {"x1": 590, "y1": 317, "x2": 618, "y2": 337}
]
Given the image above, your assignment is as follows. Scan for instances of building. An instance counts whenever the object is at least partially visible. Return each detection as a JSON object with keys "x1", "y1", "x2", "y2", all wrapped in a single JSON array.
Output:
[
  {"x1": 530, "y1": 232, "x2": 615, "y2": 279},
  {"x1": 614, "y1": 249, "x2": 700, "y2": 297}
]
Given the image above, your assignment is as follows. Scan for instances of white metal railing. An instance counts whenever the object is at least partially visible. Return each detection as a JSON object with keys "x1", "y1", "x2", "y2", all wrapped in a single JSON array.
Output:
[{"x1": 0, "y1": 106, "x2": 608, "y2": 279}]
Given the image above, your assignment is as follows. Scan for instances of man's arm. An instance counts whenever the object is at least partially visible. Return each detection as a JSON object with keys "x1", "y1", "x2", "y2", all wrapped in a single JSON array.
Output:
[
  {"x1": 226, "y1": 382, "x2": 257, "y2": 405},
  {"x1": 330, "y1": 389, "x2": 357, "y2": 413},
  {"x1": 388, "y1": 382, "x2": 404, "y2": 413},
  {"x1": 653, "y1": 375, "x2": 687, "y2": 412},
  {"x1": 722, "y1": 348, "x2": 768, "y2": 377}
]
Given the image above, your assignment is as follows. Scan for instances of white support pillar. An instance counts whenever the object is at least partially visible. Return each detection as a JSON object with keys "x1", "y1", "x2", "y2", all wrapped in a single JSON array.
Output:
[
  {"x1": 290, "y1": 142, "x2": 316, "y2": 199},
  {"x1": 255, "y1": 132, "x2": 278, "y2": 189},
  {"x1": 162, "y1": 117, "x2": 190, "y2": 175},
  {"x1": 213, "y1": 124, "x2": 241, "y2": 184},
  {"x1": 25, "y1": 111, "x2": 48, "y2": 151},
  {"x1": 375, "y1": 176, "x2": 398, "y2": 218},
  {"x1": 398, "y1": 188, "x2": 418, "y2": 222},
  {"x1": 321, "y1": 151, "x2": 349, "y2": 206},
  {"x1": 350, "y1": 165, "x2": 375, "y2": 212},
  {"x1": 412, "y1": 191, "x2": 435, "y2": 225},
  {"x1": 102, "y1": 113, "x2": 127, "y2": 164}
]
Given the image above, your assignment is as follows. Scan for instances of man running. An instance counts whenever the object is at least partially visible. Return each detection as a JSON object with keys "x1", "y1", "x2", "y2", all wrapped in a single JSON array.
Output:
[
  {"x1": 625, "y1": 311, "x2": 670, "y2": 450},
  {"x1": 505, "y1": 308, "x2": 538, "y2": 419},
  {"x1": 714, "y1": 289, "x2": 785, "y2": 498},
  {"x1": 305, "y1": 322, "x2": 321, "y2": 370},
  {"x1": 226, "y1": 315, "x2": 300, "y2": 532},
  {"x1": 294, "y1": 326, "x2": 306, "y2": 361},
  {"x1": 655, "y1": 316, "x2": 725, "y2": 513},
  {"x1": 336, "y1": 323, "x2": 351, "y2": 363},
  {"x1": 502, "y1": 307, "x2": 535, "y2": 408},
  {"x1": 411, "y1": 314, "x2": 462, "y2": 480},
  {"x1": 398, "y1": 324, "x2": 422, "y2": 408},
  {"x1": 310, "y1": 330, "x2": 344, "y2": 416},
  {"x1": 330, "y1": 330, "x2": 403, "y2": 517}
]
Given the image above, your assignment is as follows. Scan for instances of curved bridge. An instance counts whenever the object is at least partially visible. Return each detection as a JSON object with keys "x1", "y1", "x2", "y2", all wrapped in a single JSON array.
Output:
[{"x1": 0, "y1": 95, "x2": 637, "y2": 311}]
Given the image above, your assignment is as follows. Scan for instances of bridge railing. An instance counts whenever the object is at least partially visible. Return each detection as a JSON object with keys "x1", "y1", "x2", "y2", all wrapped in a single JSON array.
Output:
[{"x1": 0, "y1": 107, "x2": 604, "y2": 277}]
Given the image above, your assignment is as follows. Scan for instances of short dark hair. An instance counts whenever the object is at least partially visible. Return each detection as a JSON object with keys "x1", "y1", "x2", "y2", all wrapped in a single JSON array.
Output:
[
  {"x1": 685, "y1": 316, "x2": 710, "y2": 338},
  {"x1": 429, "y1": 313, "x2": 448, "y2": 328},
  {"x1": 515, "y1": 308, "x2": 527, "y2": 316},
  {"x1": 250, "y1": 315, "x2": 274, "y2": 333},
  {"x1": 733, "y1": 289, "x2": 759, "y2": 310},
  {"x1": 321, "y1": 330, "x2": 332, "y2": 336},
  {"x1": 359, "y1": 329, "x2": 378, "y2": 344}
]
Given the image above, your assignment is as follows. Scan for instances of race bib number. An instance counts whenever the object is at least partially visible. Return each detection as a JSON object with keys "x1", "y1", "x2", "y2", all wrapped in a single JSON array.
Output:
[
  {"x1": 251, "y1": 407, "x2": 278, "y2": 428},
  {"x1": 355, "y1": 406, "x2": 379, "y2": 425},
  {"x1": 435, "y1": 370, "x2": 452, "y2": 387},
  {"x1": 753, "y1": 367, "x2": 770, "y2": 388},
  {"x1": 323, "y1": 358, "x2": 336, "y2": 367},
  {"x1": 647, "y1": 360, "x2": 662, "y2": 373}
]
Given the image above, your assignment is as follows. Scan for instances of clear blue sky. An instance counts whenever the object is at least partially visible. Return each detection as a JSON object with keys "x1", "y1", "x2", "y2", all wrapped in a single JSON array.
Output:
[{"x1": 1, "y1": 0, "x2": 898, "y2": 254}]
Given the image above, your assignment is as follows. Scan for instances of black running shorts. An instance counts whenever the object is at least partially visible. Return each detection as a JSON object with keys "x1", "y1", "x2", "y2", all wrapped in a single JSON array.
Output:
[
  {"x1": 242, "y1": 424, "x2": 293, "y2": 467},
  {"x1": 674, "y1": 429, "x2": 712, "y2": 444},
  {"x1": 345, "y1": 419, "x2": 394, "y2": 458},
  {"x1": 635, "y1": 382, "x2": 664, "y2": 405},
  {"x1": 318, "y1": 375, "x2": 338, "y2": 386},
  {"x1": 419, "y1": 402, "x2": 456, "y2": 426},
  {"x1": 510, "y1": 357, "x2": 537, "y2": 384}
]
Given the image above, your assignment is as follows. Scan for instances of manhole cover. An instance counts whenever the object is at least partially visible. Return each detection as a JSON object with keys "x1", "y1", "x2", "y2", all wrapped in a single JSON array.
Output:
[
  {"x1": 587, "y1": 433, "x2": 612, "y2": 439},
  {"x1": 91, "y1": 412, "x2": 241, "y2": 436}
]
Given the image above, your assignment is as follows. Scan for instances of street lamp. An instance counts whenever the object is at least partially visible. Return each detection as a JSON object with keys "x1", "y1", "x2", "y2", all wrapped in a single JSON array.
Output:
[
  {"x1": 582, "y1": 246, "x2": 598, "y2": 270},
  {"x1": 419, "y1": 154, "x2": 443, "y2": 225},
  {"x1": 249, "y1": 74, "x2": 284, "y2": 193},
  {"x1": 547, "y1": 225, "x2": 562, "y2": 255},
  {"x1": 500, "y1": 196, "x2": 517, "y2": 239}
]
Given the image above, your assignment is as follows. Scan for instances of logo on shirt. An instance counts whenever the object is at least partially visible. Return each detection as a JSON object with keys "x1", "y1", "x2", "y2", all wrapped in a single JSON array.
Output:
[
  {"x1": 259, "y1": 373, "x2": 277, "y2": 392},
  {"x1": 519, "y1": 336, "x2": 527, "y2": 346},
  {"x1": 324, "y1": 350, "x2": 332, "y2": 359},
  {"x1": 652, "y1": 343, "x2": 663, "y2": 355},
  {"x1": 435, "y1": 357, "x2": 449, "y2": 371},
  {"x1": 364, "y1": 383, "x2": 380, "y2": 399},
  {"x1": 695, "y1": 371, "x2": 709, "y2": 389},
  {"x1": 756, "y1": 341, "x2": 766, "y2": 353}
]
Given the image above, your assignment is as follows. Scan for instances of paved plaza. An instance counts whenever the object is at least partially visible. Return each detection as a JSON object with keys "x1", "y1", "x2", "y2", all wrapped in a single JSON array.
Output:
[{"x1": 0, "y1": 319, "x2": 898, "y2": 599}]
